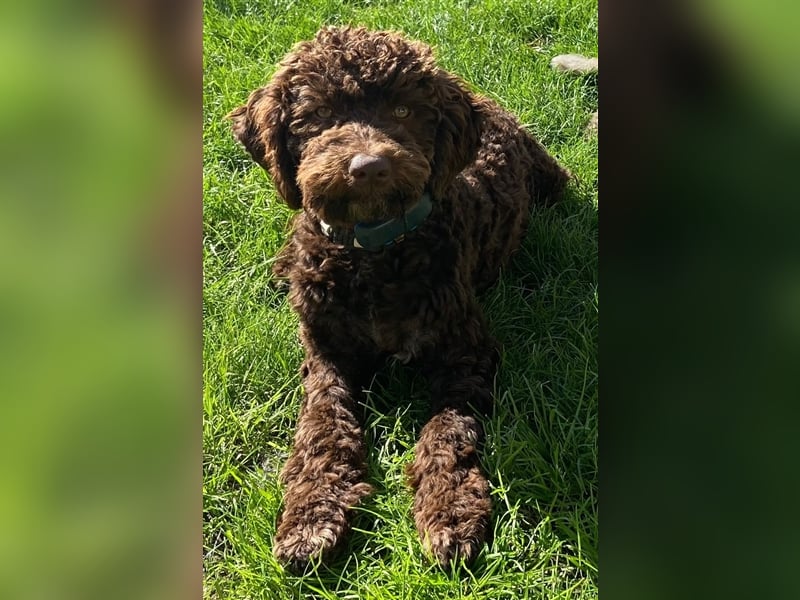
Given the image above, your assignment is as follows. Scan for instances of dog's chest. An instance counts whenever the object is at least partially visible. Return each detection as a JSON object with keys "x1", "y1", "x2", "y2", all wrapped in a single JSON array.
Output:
[
  {"x1": 368, "y1": 310, "x2": 434, "y2": 363},
  {"x1": 292, "y1": 234, "x2": 456, "y2": 362},
  {"x1": 349, "y1": 251, "x2": 441, "y2": 362}
]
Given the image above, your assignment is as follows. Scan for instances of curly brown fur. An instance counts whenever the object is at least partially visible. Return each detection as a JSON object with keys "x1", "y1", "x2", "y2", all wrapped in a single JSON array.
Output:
[{"x1": 230, "y1": 26, "x2": 569, "y2": 569}]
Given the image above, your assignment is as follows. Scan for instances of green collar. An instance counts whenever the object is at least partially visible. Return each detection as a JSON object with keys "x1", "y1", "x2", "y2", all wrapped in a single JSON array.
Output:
[{"x1": 319, "y1": 192, "x2": 432, "y2": 252}]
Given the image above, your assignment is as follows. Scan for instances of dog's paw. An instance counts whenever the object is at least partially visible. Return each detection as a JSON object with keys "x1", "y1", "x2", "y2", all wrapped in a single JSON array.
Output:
[
  {"x1": 273, "y1": 481, "x2": 372, "y2": 570},
  {"x1": 420, "y1": 518, "x2": 486, "y2": 568},
  {"x1": 412, "y1": 466, "x2": 491, "y2": 569},
  {"x1": 273, "y1": 501, "x2": 348, "y2": 569},
  {"x1": 273, "y1": 518, "x2": 343, "y2": 570}
]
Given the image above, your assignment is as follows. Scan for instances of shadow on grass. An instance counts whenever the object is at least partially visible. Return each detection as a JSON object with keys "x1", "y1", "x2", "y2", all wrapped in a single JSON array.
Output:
[{"x1": 484, "y1": 188, "x2": 598, "y2": 580}]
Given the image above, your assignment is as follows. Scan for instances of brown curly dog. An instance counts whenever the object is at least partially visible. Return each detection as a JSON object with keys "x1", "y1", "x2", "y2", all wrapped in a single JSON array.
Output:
[{"x1": 229, "y1": 26, "x2": 569, "y2": 569}]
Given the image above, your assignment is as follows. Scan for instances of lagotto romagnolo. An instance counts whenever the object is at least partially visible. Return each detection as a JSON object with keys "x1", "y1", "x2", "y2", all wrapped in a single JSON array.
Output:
[{"x1": 229, "y1": 26, "x2": 569, "y2": 569}]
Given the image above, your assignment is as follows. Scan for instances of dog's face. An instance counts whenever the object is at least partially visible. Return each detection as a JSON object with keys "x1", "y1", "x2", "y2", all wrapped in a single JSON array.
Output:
[{"x1": 229, "y1": 27, "x2": 482, "y2": 227}]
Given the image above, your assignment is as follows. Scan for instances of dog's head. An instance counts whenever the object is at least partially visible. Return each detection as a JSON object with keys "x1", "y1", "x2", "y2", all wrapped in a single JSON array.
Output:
[{"x1": 229, "y1": 26, "x2": 483, "y2": 226}]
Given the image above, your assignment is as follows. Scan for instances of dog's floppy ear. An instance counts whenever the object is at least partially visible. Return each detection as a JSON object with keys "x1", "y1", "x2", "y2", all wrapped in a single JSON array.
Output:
[
  {"x1": 429, "y1": 72, "x2": 483, "y2": 199},
  {"x1": 227, "y1": 82, "x2": 302, "y2": 209}
]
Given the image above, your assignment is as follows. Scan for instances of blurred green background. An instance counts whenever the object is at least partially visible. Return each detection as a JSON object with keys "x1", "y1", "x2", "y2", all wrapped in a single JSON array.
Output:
[{"x1": 0, "y1": 1, "x2": 198, "y2": 599}]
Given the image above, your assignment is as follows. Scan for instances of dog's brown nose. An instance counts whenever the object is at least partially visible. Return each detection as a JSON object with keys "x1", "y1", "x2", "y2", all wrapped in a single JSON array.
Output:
[{"x1": 348, "y1": 154, "x2": 390, "y2": 182}]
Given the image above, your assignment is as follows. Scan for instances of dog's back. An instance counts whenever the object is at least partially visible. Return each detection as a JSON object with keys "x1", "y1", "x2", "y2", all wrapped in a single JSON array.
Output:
[{"x1": 448, "y1": 101, "x2": 569, "y2": 292}]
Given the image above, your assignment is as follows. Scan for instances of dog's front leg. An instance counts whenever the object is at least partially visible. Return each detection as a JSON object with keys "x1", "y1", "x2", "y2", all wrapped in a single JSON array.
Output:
[
  {"x1": 273, "y1": 348, "x2": 372, "y2": 568},
  {"x1": 407, "y1": 318, "x2": 497, "y2": 568}
]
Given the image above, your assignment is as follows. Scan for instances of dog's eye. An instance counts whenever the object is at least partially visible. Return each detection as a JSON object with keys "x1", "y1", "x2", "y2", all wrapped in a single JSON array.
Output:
[
  {"x1": 393, "y1": 105, "x2": 410, "y2": 119},
  {"x1": 315, "y1": 106, "x2": 333, "y2": 118}
]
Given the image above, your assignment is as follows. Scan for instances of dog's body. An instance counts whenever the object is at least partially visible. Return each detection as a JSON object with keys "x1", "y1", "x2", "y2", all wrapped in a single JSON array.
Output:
[{"x1": 230, "y1": 26, "x2": 568, "y2": 568}]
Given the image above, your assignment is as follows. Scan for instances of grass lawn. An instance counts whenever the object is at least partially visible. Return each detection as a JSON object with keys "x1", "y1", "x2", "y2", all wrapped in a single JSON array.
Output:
[{"x1": 203, "y1": 0, "x2": 597, "y2": 598}]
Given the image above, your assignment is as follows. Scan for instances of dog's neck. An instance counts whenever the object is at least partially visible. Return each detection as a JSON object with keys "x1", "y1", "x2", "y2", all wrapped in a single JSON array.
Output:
[{"x1": 318, "y1": 192, "x2": 433, "y2": 252}]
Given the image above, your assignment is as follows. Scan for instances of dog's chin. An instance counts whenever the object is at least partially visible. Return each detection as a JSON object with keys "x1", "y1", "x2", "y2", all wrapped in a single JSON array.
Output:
[{"x1": 311, "y1": 189, "x2": 424, "y2": 228}]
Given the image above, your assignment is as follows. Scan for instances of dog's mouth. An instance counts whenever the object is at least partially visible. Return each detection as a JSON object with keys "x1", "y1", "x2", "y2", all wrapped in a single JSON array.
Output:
[
  {"x1": 298, "y1": 153, "x2": 431, "y2": 228},
  {"x1": 314, "y1": 187, "x2": 423, "y2": 227}
]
